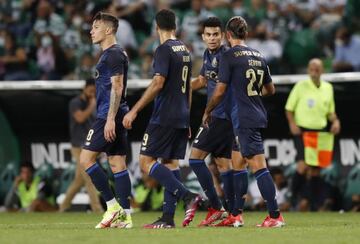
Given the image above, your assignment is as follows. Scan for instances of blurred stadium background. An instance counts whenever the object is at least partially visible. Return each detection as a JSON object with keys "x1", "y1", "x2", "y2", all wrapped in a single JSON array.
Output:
[{"x1": 1, "y1": 0, "x2": 360, "y2": 218}]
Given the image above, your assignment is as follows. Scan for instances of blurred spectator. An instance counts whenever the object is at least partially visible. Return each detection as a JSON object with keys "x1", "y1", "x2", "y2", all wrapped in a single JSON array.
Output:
[
  {"x1": 4, "y1": 162, "x2": 57, "y2": 212},
  {"x1": 0, "y1": 29, "x2": 32, "y2": 80},
  {"x1": 74, "y1": 53, "x2": 95, "y2": 80},
  {"x1": 247, "y1": 22, "x2": 282, "y2": 73},
  {"x1": 59, "y1": 78, "x2": 103, "y2": 213},
  {"x1": 285, "y1": 58, "x2": 341, "y2": 211},
  {"x1": 35, "y1": 32, "x2": 69, "y2": 80},
  {"x1": 33, "y1": 0, "x2": 66, "y2": 37},
  {"x1": 332, "y1": 26, "x2": 360, "y2": 72}
]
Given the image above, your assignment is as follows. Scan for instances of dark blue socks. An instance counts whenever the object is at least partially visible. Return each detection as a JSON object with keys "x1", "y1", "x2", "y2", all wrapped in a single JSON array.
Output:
[
  {"x1": 149, "y1": 162, "x2": 189, "y2": 199},
  {"x1": 114, "y1": 169, "x2": 131, "y2": 209},
  {"x1": 189, "y1": 159, "x2": 222, "y2": 210},
  {"x1": 255, "y1": 168, "x2": 280, "y2": 218},
  {"x1": 163, "y1": 169, "x2": 181, "y2": 217},
  {"x1": 232, "y1": 170, "x2": 248, "y2": 216},
  {"x1": 86, "y1": 163, "x2": 114, "y2": 202},
  {"x1": 220, "y1": 170, "x2": 235, "y2": 212}
]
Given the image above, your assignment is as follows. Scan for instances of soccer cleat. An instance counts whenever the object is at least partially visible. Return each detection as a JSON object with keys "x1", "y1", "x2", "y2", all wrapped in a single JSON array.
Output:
[
  {"x1": 143, "y1": 217, "x2": 175, "y2": 229},
  {"x1": 182, "y1": 194, "x2": 203, "y2": 227},
  {"x1": 198, "y1": 208, "x2": 228, "y2": 227},
  {"x1": 213, "y1": 214, "x2": 244, "y2": 227},
  {"x1": 95, "y1": 203, "x2": 125, "y2": 229},
  {"x1": 110, "y1": 213, "x2": 133, "y2": 229},
  {"x1": 256, "y1": 214, "x2": 285, "y2": 228}
]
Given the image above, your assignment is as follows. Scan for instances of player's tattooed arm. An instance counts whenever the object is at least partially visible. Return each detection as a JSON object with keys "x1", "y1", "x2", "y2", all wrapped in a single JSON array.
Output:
[
  {"x1": 123, "y1": 75, "x2": 165, "y2": 129},
  {"x1": 104, "y1": 75, "x2": 123, "y2": 141},
  {"x1": 191, "y1": 75, "x2": 207, "y2": 91},
  {"x1": 202, "y1": 82, "x2": 227, "y2": 127},
  {"x1": 108, "y1": 75, "x2": 124, "y2": 119}
]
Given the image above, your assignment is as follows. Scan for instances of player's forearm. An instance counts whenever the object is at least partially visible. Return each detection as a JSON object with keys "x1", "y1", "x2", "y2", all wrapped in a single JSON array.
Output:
[
  {"x1": 131, "y1": 80, "x2": 162, "y2": 113},
  {"x1": 328, "y1": 112, "x2": 340, "y2": 123},
  {"x1": 107, "y1": 83, "x2": 123, "y2": 120},
  {"x1": 205, "y1": 83, "x2": 226, "y2": 114},
  {"x1": 191, "y1": 76, "x2": 206, "y2": 91},
  {"x1": 285, "y1": 110, "x2": 296, "y2": 125}
]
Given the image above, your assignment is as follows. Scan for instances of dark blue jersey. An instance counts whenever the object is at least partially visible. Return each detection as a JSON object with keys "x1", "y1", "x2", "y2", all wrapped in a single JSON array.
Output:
[
  {"x1": 149, "y1": 39, "x2": 192, "y2": 128},
  {"x1": 218, "y1": 45, "x2": 272, "y2": 128},
  {"x1": 94, "y1": 44, "x2": 128, "y2": 120},
  {"x1": 200, "y1": 45, "x2": 229, "y2": 119}
]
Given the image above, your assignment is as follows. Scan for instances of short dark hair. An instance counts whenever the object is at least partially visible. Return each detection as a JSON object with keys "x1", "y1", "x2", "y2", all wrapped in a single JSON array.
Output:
[
  {"x1": 21, "y1": 162, "x2": 35, "y2": 172},
  {"x1": 85, "y1": 78, "x2": 95, "y2": 87},
  {"x1": 203, "y1": 17, "x2": 223, "y2": 32},
  {"x1": 93, "y1": 12, "x2": 119, "y2": 34},
  {"x1": 155, "y1": 9, "x2": 176, "y2": 31},
  {"x1": 225, "y1": 16, "x2": 248, "y2": 39}
]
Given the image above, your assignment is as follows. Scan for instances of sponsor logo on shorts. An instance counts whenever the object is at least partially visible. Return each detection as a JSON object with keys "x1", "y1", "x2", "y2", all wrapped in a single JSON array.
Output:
[{"x1": 141, "y1": 146, "x2": 147, "y2": 151}]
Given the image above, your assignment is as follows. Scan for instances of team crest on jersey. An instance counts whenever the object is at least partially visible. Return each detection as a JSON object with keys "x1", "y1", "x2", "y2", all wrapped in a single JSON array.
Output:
[
  {"x1": 307, "y1": 99, "x2": 315, "y2": 108},
  {"x1": 212, "y1": 57, "x2": 218, "y2": 67},
  {"x1": 94, "y1": 69, "x2": 99, "y2": 79}
]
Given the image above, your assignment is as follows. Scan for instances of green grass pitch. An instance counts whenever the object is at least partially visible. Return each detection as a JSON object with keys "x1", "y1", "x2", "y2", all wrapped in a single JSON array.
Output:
[{"x1": 0, "y1": 212, "x2": 359, "y2": 244}]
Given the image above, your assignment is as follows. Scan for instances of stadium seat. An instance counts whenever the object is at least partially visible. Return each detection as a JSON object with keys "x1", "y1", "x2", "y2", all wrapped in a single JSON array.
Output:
[
  {"x1": 0, "y1": 162, "x2": 19, "y2": 204},
  {"x1": 284, "y1": 29, "x2": 321, "y2": 69},
  {"x1": 58, "y1": 163, "x2": 76, "y2": 194},
  {"x1": 344, "y1": 163, "x2": 360, "y2": 196},
  {"x1": 321, "y1": 162, "x2": 341, "y2": 187},
  {"x1": 34, "y1": 162, "x2": 54, "y2": 180}
]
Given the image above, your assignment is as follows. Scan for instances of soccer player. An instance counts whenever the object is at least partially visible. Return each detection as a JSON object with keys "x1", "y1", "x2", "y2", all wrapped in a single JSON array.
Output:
[
  {"x1": 79, "y1": 12, "x2": 132, "y2": 229},
  {"x1": 202, "y1": 16, "x2": 285, "y2": 227},
  {"x1": 123, "y1": 9, "x2": 202, "y2": 229},
  {"x1": 189, "y1": 17, "x2": 234, "y2": 226}
]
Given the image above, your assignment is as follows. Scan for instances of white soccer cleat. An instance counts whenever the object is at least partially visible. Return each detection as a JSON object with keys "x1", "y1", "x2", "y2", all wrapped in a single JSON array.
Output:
[{"x1": 95, "y1": 203, "x2": 125, "y2": 229}]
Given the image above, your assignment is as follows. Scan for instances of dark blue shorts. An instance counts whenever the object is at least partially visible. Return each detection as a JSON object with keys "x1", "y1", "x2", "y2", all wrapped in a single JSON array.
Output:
[
  {"x1": 139, "y1": 124, "x2": 188, "y2": 160},
  {"x1": 234, "y1": 128, "x2": 264, "y2": 157},
  {"x1": 83, "y1": 118, "x2": 127, "y2": 156},
  {"x1": 192, "y1": 117, "x2": 233, "y2": 159}
]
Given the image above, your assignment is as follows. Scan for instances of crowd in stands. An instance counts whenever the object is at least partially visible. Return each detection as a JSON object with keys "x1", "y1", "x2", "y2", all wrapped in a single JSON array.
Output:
[{"x1": 1, "y1": 0, "x2": 360, "y2": 81}]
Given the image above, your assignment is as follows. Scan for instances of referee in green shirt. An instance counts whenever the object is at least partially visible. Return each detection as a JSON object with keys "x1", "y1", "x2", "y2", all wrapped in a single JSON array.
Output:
[{"x1": 285, "y1": 58, "x2": 341, "y2": 211}]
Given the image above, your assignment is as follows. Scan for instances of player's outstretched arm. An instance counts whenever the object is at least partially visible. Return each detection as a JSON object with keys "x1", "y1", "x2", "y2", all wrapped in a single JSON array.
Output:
[
  {"x1": 104, "y1": 75, "x2": 124, "y2": 142},
  {"x1": 191, "y1": 75, "x2": 207, "y2": 91},
  {"x1": 123, "y1": 75, "x2": 165, "y2": 129},
  {"x1": 202, "y1": 82, "x2": 227, "y2": 127}
]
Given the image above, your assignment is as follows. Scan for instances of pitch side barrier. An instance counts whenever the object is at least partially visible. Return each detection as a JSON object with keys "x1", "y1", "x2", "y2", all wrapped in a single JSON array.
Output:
[
  {"x1": 0, "y1": 72, "x2": 359, "y2": 173},
  {"x1": 1, "y1": 72, "x2": 360, "y2": 90}
]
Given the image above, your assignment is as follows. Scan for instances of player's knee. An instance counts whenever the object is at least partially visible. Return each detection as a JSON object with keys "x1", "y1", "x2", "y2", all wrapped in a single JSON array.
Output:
[
  {"x1": 139, "y1": 155, "x2": 152, "y2": 175},
  {"x1": 190, "y1": 148, "x2": 208, "y2": 159},
  {"x1": 79, "y1": 150, "x2": 96, "y2": 170},
  {"x1": 215, "y1": 158, "x2": 231, "y2": 172}
]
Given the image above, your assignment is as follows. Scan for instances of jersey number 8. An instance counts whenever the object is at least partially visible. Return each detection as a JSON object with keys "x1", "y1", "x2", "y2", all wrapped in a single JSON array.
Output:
[{"x1": 246, "y1": 68, "x2": 264, "y2": 96}]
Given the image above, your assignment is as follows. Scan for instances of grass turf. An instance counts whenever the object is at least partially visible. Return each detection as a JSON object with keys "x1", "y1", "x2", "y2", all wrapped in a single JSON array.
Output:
[{"x1": 0, "y1": 211, "x2": 359, "y2": 244}]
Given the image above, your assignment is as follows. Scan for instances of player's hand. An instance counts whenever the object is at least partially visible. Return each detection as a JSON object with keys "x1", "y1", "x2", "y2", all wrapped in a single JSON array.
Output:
[
  {"x1": 123, "y1": 110, "x2": 137, "y2": 129},
  {"x1": 14, "y1": 176, "x2": 22, "y2": 187},
  {"x1": 202, "y1": 112, "x2": 211, "y2": 128},
  {"x1": 330, "y1": 119, "x2": 341, "y2": 135},
  {"x1": 188, "y1": 127, "x2": 192, "y2": 139},
  {"x1": 104, "y1": 119, "x2": 116, "y2": 142},
  {"x1": 289, "y1": 123, "x2": 301, "y2": 136},
  {"x1": 89, "y1": 96, "x2": 96, "y2": 108}
]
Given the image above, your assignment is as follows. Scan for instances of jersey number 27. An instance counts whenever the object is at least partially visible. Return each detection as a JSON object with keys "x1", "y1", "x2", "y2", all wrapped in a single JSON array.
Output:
[{"x1": 246, "y1": 68, "x2": 264, "y2": 96}]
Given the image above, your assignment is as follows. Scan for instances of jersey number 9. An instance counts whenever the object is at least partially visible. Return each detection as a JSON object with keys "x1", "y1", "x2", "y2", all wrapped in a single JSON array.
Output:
[{"x1": 181, "y1": 65, "x2": 189, "y2": 94}]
